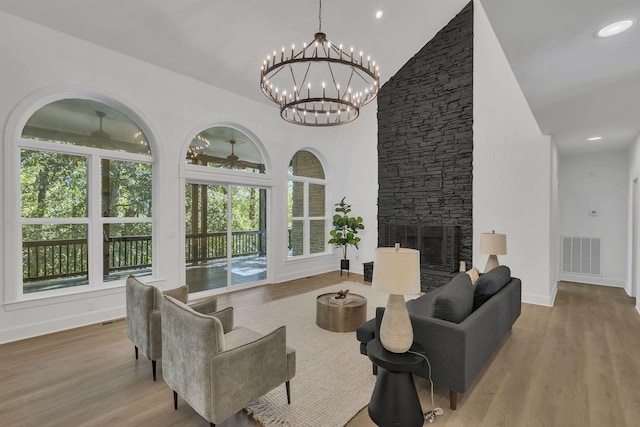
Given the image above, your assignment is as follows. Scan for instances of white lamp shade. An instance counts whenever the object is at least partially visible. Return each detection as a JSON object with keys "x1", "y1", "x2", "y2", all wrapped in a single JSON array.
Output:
[
  {"x1": 479, "y1": 231, "x2": 507, "y2": 255},
  {"x1": 372, "y1": 245, "x2": 420, "y2": 295}
]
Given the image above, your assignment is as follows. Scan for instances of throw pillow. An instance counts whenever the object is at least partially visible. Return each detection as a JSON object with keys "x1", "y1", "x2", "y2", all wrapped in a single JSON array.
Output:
[
  {"x1": 465, "y1": 267, "x2": 479, "y2": 285},
  {"x1": 431, "y1": 273, "x2": 474, "y2": 323},
  {"x1": 473, "y1": 265, "x2": 511, "y2": 310},
  {"x1": 163, "y1": 285, "x2": 189, "y2": 304},
  {"x1": 407, "y1": 295, "x2": 435, "y2": 317}
]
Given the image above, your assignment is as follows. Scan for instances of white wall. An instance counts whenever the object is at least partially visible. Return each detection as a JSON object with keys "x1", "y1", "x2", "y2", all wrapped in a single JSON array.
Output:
[
  {"x1": 558, "y1": 151, "x2": 629, "y2": 288},
  {"x1": 473, "y1": 1, "x2": 554, "y2": 306},
  {"x1": 0, "y1": 11, "x2": 376, "y2": 343}
]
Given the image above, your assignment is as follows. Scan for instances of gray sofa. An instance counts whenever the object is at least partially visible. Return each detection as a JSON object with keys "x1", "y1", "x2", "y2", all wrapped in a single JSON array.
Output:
[{"x1": 356, "y1": 265, "x2": 521, "y2": 410}]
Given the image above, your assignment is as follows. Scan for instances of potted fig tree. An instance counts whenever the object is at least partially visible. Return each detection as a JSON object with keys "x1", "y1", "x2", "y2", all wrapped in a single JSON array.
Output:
[{"x1": 328, "y1": 197, "x2": 365, "y2": 275}]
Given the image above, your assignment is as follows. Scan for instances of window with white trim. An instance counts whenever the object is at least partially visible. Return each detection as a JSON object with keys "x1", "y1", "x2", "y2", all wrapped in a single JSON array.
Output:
[
  {"x1": 183, "y1": 126, "x2": 269, "y2": 292},
  {"x1": 17, "y1": 98, "x2": 153, "y2": 295},
  {"x1": 287, "y1": 150, "x2": 327, "y2": 257}
]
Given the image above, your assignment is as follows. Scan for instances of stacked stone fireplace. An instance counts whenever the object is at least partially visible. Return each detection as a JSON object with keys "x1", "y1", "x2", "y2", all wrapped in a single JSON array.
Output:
[{"x1": 376, "y1": 2, "x2": 474, "y2": 291}]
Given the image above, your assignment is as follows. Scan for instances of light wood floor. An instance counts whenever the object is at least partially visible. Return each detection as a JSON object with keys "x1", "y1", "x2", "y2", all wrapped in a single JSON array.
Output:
[{"x1": 1, "y1": 277, "x2": 639, "y2": 426}]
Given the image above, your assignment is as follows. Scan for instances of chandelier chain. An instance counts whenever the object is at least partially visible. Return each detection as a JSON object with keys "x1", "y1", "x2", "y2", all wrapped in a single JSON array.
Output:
[{"x1": 318, "y1": 0, "x2": 322, "y2": 32}]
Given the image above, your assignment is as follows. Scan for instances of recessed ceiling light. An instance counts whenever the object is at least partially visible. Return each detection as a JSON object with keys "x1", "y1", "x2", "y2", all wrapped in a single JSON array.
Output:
[
  {"x1": 587, "y1": 136, "x2": 602, "y2": 141},
  {"x1": 596, "y1": 19, "x2": 634, "y2": 38},
  {"x1": 375, "y1": 10, "x2": 383, "y2": 19}
]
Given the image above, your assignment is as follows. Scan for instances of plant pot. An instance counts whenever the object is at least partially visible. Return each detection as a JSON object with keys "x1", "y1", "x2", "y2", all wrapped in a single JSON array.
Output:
[{"x1": 340, "y1": 259, "x2": 350, "y2": 276}]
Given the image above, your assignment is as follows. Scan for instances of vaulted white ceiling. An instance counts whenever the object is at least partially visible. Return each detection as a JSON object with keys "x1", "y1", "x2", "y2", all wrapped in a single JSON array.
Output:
[
  {"x1": 1, "y1": 0, "x2": 638, "y2": 155},
  {"x1": 482, "y1": 0, "x2": 640, "y2": 154}
]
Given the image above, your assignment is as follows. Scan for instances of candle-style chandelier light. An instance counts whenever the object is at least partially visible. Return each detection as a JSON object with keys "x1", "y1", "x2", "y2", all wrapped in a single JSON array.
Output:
[{"x1": 260, "y1": 0, "x2": 380, "y2": 126}]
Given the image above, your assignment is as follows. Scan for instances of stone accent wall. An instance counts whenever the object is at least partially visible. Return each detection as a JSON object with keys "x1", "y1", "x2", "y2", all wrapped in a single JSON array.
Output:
[{"x1": 377, "y1": 2, "x2": 474, "y2": 289}]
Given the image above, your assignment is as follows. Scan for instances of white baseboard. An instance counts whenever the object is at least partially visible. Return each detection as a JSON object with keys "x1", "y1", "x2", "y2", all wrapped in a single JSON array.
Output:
[
  {"x1": 274, "y1": 264, "x2": 337, "y2": 284},
  {"x1": 558, "y1": 273, "x2": 626, "y2": 288},
  {"x1": 0, "y1": 306, "x2": 125, "y2": 344},
  {"x1": 523, "y1": 288, "x2": 556, "y2": 307}
]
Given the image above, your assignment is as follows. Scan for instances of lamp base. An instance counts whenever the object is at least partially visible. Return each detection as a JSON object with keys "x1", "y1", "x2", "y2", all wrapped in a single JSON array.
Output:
[
  {"x1": 484, "y1": 255, "x2": 500, "y2": 273},
  {"x1": 379, "y1": 294, "x2": 413, "y2": 353}
]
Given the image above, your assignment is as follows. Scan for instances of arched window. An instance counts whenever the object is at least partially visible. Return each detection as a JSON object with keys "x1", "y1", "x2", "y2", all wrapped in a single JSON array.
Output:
[
  {"x1": 287, "y1": 150, "x2": 327, "y2": 257},
  {"x1": 17, "y1": 98, "x2": 153, "y2": 295}
]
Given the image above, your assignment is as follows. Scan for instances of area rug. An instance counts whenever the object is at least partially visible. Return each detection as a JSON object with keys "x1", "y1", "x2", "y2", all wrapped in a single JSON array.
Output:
[{"x1": 235, "y1": 281, "x2": 388, "y2": 427}]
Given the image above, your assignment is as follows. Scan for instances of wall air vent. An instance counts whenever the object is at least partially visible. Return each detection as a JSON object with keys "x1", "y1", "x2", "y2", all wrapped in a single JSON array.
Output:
[{"x1": 561, "y1": 236, "x2": 601, "y2": 276}]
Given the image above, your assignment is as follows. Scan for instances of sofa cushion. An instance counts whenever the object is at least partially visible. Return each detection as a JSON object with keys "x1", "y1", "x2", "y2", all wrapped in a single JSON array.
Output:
[
  {"x1": 473, "y1": 265, "x2": 511, "y2": 310},
  {"x1": 431, "y1": 273, "x2": 474, "y2": 323}
]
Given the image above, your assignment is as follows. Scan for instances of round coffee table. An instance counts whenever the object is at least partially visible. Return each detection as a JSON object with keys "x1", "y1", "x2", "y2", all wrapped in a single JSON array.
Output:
[{"x1": 316, "y1": 293, "x2": 367, "y2": 332}]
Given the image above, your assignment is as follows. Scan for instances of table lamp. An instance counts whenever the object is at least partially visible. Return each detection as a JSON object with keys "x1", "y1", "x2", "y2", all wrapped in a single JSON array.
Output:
[
  {"x1": 372, "y1": 243, "x2": 421, "y2": 353},
  {"x1": 479, "y1": 230, "x2": 507, "y2": 273}
]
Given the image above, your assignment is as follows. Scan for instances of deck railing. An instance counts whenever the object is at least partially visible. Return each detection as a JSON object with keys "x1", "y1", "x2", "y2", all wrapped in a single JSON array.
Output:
[
  {"x1": 185, "y1": 230, "x2": 264, "y2": 264},
  {"x1": 23, "y1": 238, "x2": 89, "y2": 282},
  {"x1": 23, "y1": 230, "x2": 264, "y2": 282},
  {"x1": 107, "y1": 235, "x2": 152, "y2": 272}
]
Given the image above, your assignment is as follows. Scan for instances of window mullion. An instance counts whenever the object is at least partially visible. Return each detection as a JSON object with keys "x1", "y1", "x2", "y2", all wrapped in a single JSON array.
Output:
[
  {"x1": 303, "y1": 181, "x2": 310, "y2": 255},
  {"x1": 226, "y1": 185, "x2": 233, "y2": 288},
  {"x1": 88, "y1": 154, "x2": 103, "y2": 288}
]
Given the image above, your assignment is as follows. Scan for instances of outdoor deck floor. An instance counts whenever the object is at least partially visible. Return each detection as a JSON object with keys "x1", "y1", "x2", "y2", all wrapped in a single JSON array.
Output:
[{"x1": 186, "y1": 254, "x2": 267, "y2": 293}]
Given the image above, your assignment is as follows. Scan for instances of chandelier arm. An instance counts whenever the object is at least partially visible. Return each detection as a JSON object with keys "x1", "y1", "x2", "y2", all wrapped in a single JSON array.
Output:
[
  {"x1": 287, "y1": 64, "x2": 299, "y2": 97},
  {"x1": 303, "y1": 37, "x2": 315, "y2": 59},
  {"x1": 325, "y1": 62, "x2": 340, "y2": 97},
  {"x1": 329, "y1": 43, "x2": 352, "y2": 64},
  {"x1": 344, "y1": 72, "x2": 354, "y2": 96},
  {"x1": 299, "y1": 62, "x2": 312, "y2": 95},
  {"x1": 351, "y1": 67, "x2": 378, "y2": 85},
  {"x1": 319, "y1": 40, "x2": 329, "y2": 58}
]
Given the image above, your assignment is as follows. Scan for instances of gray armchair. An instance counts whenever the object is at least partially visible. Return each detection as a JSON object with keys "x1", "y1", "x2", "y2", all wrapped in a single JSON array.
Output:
[
  {"x1": 161, "y1": 295, "x2": 296, "y2": 427},
  {"x1": 125, "y1": 275, "x2": 218, "y2": 380}
]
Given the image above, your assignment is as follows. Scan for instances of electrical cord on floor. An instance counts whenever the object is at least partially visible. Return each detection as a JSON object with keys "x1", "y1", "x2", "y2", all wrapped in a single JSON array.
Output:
[{"x1": 408, "y1": 350, "x2": 444, "y2": 423}]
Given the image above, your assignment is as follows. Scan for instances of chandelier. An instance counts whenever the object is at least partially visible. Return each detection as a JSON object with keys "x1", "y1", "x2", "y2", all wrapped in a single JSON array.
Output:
[{"x1": 260, "y1": 0, "x2": 380, "y2": 126}]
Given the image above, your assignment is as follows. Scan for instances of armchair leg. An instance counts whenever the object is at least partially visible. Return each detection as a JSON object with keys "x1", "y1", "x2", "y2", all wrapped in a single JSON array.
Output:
[
  {"x1": 449, "y1": 390, "x2": 458, "y2": 410},
  {"x1": 285, "y1": 381, "x2": 291, "y2": 404},
  {"x1": 173, "y1": 391, "x2": 178, "y2": 410},
  {"x1": 152, "y1": 360, "x2": 157, "y2": 381},
  {"x1": 135, "y1": 346, "x2": 138, "y2": 360}
]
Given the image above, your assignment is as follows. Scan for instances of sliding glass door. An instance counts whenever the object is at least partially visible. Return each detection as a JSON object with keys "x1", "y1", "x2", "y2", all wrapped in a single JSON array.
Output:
[{"x1": 185, "y1": 183, "x2": 267, "y2": 292}]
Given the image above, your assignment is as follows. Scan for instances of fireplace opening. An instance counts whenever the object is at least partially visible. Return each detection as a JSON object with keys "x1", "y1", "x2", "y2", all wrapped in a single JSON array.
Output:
[
  {"x1": 380, "y1": 223, "x2": 459, "y2": 273},
  {"x1": 423, "y1": 235, "x2": 444, "y2": 269}
]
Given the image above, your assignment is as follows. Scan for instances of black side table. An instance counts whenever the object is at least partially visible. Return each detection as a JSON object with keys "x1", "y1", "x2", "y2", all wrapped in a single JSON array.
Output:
[{"x1": 366, "y1": 338, "x2": 424, "y2": 427}]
